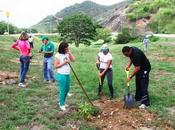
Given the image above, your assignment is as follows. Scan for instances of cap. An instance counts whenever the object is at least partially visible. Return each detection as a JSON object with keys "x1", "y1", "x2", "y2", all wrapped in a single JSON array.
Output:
[{"x1": 41, "y1": 36, "x2": 49, "y2": 41}]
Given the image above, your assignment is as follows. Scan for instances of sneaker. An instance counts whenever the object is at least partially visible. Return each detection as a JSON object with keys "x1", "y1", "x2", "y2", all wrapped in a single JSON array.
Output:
[
  {"x1": 59, "y1": 103, "x2": 68, "y2": 107},
  {"x1": 60, "y1": 105, "x2": 66, "y2": 111},
  {"x1": 49, "y1": 79, "x2": 55, "y2": 83},
  {"x1": 68, "y1": 93, "x2": 72, "y2": 97},
  {"x1": 43, "y1": 80, "x2": 49, "y2": 83},
  {"x1": 139, "y1": 104, "x2": 147, "y2": 109},
  {"x1": 18, "y1": 83, "x2": 26, "y2": 88},
  {"x1": 65, "y1": 104, "x2": 69, "y2": 107},
  {"x1": 18, "y1": 83, "x2": 23, "y2": 86}
]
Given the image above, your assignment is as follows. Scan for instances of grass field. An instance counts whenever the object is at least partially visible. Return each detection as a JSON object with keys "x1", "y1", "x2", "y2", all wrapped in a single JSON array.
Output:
[{"x1": 0, "y1": 35, "x2": 175, "y2": 130}]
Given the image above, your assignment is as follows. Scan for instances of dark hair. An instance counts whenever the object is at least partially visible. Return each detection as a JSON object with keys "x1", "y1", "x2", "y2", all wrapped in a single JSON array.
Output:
[
  {"x1": 19, "y1": 31, "x2": 28, "y2": 41},
  {"x1": 122, "y1": 46, "x2": 131, "y2": 53},
  {"x1": 58, "y1": 42, "x2": 68, "y2": 54}
]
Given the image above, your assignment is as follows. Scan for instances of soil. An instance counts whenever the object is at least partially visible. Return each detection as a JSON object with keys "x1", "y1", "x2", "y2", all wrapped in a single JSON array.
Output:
[
  {"x1": 91, "y1": 96, "x2": 175, "y2": 130},
  {"x1": 151, "y1": 53, "x2": 175, "y2": 62},
  {"x1": 91, "y1": 96, "x2": 157, "y2": 130},
  {"x1": 0, "y1": 70, "x2": 34, "y2": 85},
  {"x1": 9, "y1": 59, "x2": 42, "y2": 65},
  {"x1": 0, "y1": 70, "x2": 18, "y2": 85},
  {"x1": 166, "y1": 106, "x2": 175, "y2": 116}
]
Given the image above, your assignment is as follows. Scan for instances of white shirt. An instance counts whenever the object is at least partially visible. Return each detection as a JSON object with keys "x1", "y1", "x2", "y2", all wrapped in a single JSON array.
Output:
[
  {"x1": 143, "y1": 38, "x2": 149, "y2": 44},
  {"x1": 55, "y1": 53, "x2": 70, "y2": 75},
  {"x1": 98, "y1": 52, "x2": 112, "y2": 69},
  {"x1": 28, "y1": 37, "x2": 33, "y2": 43}
]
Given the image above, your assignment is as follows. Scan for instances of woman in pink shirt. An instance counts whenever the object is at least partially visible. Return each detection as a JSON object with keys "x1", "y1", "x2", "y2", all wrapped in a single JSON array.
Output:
[{"x1": 11, "y1": 32, "x2": 31, "y2": 87}]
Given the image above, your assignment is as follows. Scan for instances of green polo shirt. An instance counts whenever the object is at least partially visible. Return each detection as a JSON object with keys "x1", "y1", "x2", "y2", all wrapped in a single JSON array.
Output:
[{"x1": 40, "y1": 42, "x2": 54, "y2": 58}]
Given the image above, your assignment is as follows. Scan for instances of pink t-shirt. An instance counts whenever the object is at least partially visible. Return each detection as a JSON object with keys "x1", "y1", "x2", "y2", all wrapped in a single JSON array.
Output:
[{"x1": 11, "y1": 40, "x2": 30, "y2": 56}]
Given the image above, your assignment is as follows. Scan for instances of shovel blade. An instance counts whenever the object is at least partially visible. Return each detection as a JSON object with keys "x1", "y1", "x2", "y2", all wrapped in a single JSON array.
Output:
[{"x1": 124, "y1": 93, "x2": 135, "y2": 109}]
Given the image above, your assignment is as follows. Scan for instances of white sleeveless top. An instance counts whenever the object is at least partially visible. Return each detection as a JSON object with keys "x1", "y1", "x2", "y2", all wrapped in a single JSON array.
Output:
[{"x1": 55, "y1": 53, "x2": 70, "y2": 75}]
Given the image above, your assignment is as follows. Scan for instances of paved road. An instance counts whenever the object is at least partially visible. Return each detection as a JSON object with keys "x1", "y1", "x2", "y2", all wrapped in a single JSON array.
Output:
[{"x1": 154, "y1": 34, "x2": 175, "y2": 38}]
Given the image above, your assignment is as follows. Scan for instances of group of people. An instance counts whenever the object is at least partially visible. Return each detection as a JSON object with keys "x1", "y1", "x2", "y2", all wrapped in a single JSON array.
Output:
[
  {"x1": 96, "y1": 44, "x2": 151, "y2": 109},
  {"x1": 11, "y1": 32, "x2": 75, "y2": 111},
  {"x1": 11, "y1": 32, "x2": 151, "y2": 111}
]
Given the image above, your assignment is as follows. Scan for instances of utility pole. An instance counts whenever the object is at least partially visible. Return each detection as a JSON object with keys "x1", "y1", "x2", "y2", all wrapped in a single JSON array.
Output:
[{"x1": 5, "y1": 11, "x2": 10, "y2": 35}]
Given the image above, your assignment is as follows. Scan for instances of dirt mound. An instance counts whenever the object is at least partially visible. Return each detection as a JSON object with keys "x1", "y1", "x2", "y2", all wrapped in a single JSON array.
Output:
[
  {"x1": 151, "y1": 53, "x2": 175, "y2": 62},
  {"x1": 91, "y1": 98, "x2": 156, "y2": 130},
  {"x1": 9, "y1": 59, "x2": 42, "y2": 65},
  {"x1": 0, "y1": 70, "x2": 18, "y2": 85}
]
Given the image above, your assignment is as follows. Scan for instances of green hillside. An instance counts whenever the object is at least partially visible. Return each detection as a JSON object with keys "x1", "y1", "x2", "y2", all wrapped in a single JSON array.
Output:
[
  {"x1": 31, "y1": 1, "x2": 118, "y2": 33},
  {"x1": 126, "y1": 0, "x2": 175, "y2": 33}
]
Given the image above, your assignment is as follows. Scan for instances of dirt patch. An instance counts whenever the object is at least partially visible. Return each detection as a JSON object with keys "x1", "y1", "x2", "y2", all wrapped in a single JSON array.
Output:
[
  {"x1": 166, "y1": 106, "x2": 175, "y2": 116},
  {"x1": 160, "y1": 42, "x2": 175, "y2": 46},
  {"x1": 0, "y1": 70, "x2": 18, "y2": 85},
  {"x1": 16, "y1": 123, "x2": 44, "y2": 130},
  {"x1": 91, "y1": 97, "x2": 156, "y2": 130},
  {"x1": 151, "y1": 70, "x2": 172, "y2": 82},
  {"x1": 0, "y1": 70, "x2": 34, "y2": 85},
  {"x1": 9, "y1": 59, "x2": 42, "y2": 66},
  {"x1": 150, "y1": 53, "x2": 175, "y2": 62}
]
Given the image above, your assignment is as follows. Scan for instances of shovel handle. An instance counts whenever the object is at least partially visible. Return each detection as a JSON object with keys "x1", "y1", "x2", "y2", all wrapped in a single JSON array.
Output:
[{"x1": 125, "y1": 70, "x2": 130, "y2": 86}]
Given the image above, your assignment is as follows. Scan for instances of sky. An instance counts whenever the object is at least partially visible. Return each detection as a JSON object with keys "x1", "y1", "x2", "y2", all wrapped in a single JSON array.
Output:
[{"x1": 0, "y1": 0, "x2": 124, "y2": 28}]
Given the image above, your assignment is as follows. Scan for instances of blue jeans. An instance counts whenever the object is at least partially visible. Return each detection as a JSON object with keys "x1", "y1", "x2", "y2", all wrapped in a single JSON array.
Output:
[
  {"x1": 19, "y1": 56, "x2": 30, "y2": 83},
  {"x1": 43, "y1": 56, "x2": 54, "y2": 81}
]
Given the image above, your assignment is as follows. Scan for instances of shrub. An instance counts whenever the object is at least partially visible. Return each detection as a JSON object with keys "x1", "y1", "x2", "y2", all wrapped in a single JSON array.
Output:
[
  {"x1": 95, "y1": 28, "x2": 111, "y2": 43},
  {"x1": 78, "y1": 102, "x2": 100, "y2": 120},
  {"x1": 115, "y1": 27, "x2": 132, "y2": 44},
  {"x1": 149, "y1": 35, "x2": 159, "y2": 42}
]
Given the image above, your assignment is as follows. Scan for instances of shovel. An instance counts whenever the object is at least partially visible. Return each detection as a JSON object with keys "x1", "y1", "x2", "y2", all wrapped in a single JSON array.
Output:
[
  {"x1": 124, "y1": 70, "x2": 135, "y2": 109},
  {"x1": 68, "y1": 63, "x2": 94, "y2": 106}
]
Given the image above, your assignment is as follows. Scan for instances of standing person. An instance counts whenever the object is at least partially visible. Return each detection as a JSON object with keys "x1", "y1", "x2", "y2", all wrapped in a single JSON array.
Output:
[
  {"x1": 54, "y1": 42, "x2": 75, "y2": 111},
  {"x1": 96, "y1": 44, "x2": 114, "y2": 99},
  {"x1": 28, "y1": 35, "x2": 34, "y2": 48},
  {"x1": 11, "y1": 31, "x2": 31, "y2": 87},
  {"x1": 39, "y1": 36, "x2": 55, "y2": 82},
  {"x1": 143, "y1": 36, "x2": 150, "y2": 52},
  {"x1": 122, "y1": 46, "x2": 151, "y2": 109}
]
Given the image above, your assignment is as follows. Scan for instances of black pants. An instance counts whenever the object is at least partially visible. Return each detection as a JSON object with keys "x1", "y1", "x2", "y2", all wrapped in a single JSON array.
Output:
[
  {"x1": 98, "y1": 68, "x2": 114, "y2": 98},
  {"x1": 29, "y1": 42, "x2": 34, "y2": 48},
  {"x1": 135, "y1": 70, "x2": 150, "y2": 106}
]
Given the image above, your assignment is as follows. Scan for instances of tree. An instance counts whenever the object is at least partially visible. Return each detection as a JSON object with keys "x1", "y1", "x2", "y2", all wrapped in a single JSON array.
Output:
[
  {"x1": 95, "y1": 28, "x2": 111, "y2": 43},
  {"x1": 0, "y1": 21, "x2": 7, "y2": 34},
  {"x1": 0, "y1": 21, "x2": 20, "y2": 34},
  {"x1": 58, "y1": 13, "x2": 96, "y2": 47}
]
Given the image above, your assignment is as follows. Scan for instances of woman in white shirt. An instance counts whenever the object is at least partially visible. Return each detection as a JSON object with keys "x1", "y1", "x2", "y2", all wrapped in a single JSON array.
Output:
[
  {"x1": 54, "y1": 42, "x2": 75, "y2": 111},
  {"x1": 96, "y1": 44, "x2": 114, "y2": 99}
]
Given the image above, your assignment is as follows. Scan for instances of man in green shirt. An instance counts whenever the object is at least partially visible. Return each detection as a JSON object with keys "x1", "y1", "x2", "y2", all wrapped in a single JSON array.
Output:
[{"x1": 39, "y1": 36, "x2": 55, "y2": 82}]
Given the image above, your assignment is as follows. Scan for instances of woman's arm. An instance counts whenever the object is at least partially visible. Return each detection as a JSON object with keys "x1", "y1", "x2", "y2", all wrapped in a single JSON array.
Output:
[
  {"x1": 68, "y1": 52, "x2": 75, "y2": 62},
  {"x1": 54, "y1": 58, "x2": 69, "y2": 68},
  {"x1": 11, "y1": 42, "x2": 19, "y2": 51},
  {"x1": 100, "y1": 60, "x2": 112, "y2": 76},
  {"x1": 67, "y1": 48, "x2": 75, "y2": 62}
]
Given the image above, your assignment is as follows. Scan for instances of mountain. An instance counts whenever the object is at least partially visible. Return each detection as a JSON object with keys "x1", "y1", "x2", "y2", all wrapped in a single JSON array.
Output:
[
  {"x1": 31, "y1": 1, "x2": 129, "y2": 33},
  {"x1": 125, "y1": 0, "x2": 175, "y2": 34}
]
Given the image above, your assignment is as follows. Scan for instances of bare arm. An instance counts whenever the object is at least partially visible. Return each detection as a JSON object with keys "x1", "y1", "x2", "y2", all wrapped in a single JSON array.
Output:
[
  {"x1": 54, "y1": 58, "x2": 69, "y2": 68},
  {"x1": 126, "y1": 60, "x2": 132, "y2": 71},
  {"x1": 11, "y1": 42, "x2": 19, "y2": 51},
  {"x1": 100, "y1": 60, "x2": 112, "y2": 76},
  {"x1": 68, "y1": 52, "x2": 75, "y2": 62},
  {"x1": 127, "y1": 66, "x2": 140, "y2": 82}
]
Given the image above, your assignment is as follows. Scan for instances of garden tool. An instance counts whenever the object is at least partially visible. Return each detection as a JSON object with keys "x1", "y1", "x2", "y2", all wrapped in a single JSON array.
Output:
[
  {"x1": 68, "y1": 63, "x2": 93, "y2": 106},
  {"x1": 124, "y1": 70, "x2": 135, "y2": 109}
]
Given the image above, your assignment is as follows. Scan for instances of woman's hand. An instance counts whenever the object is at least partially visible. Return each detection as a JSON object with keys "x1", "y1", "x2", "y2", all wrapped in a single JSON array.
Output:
[{"x1": 64, "y1": 59, "x2": 70, "y2": 64}]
